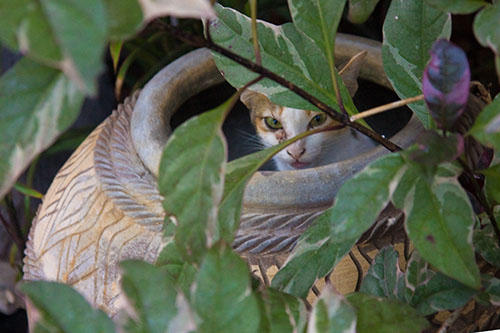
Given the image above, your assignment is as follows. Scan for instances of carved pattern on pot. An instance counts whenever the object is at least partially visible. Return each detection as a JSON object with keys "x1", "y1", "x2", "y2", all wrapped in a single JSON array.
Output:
[{"x1": 23, "y1": 35, "x2": 424, "y2": 317}]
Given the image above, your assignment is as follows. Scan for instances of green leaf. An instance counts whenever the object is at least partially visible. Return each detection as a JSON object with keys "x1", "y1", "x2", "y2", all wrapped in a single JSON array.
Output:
[
  {"x1": 474, "y1": 3, "x2": 500, "y2": 55},
  {"x1": 469, "y1": 94, "x2": 500, "y2": 151},
  {"x1": 0, "y1": 0, "x2": 62, "y2": 62},
  {"x1": 39, "y1": 0, "x2": 108, "y2": 94},
  {"x1": 218, "y1": 140, "x2": 288, "y2": 242},
  {"x1": 382, "y1": 0, "x2": 451, "y2": 128},
  {"x1": 14, "y1": 182, "x2": 43, "y2": 199},
  {"x1": 258, "y1": 288, "x2": 308, "y2": 333},
  {"x1": 411, "y1": 272, "x2": 476, "y2": 315},
  {"x1": 405, "y1": 251, "x2": 436, "y2": 297},
  {"x1": 329, "y1": 153, "x2": 407, "y2": 241},
  {"x1": 308, "y1": 286, "x2": 357, "y2": 333},
  {"x1": 0, "y1": 58, "x2": 83, "y2": 201},
  {"x1": 158, "y1": 102, "x2": 228, "y2": 264},
  {"x1": 346, "y1": 293, "x2": 429, "y2": 333},
  {"x1": 121, "y1": 260, "x2": 195, "y2": 333},
  {"x1": 481, "y1": 163, "x2": 500, "y2": 205},
  {"x1": 288, "y1": 0, "x2": 346, "y2": 94},
  {"x1": 209, "y1": 4, "x2": 358, "y2": 116},
  {"x1": 103, "y1": 0, "x2": 143, "y2": 40},
  {"x1": 394, "y1": 164, "x2": 481, "y2": 289},
  {"x1": 271, "y1": 215, "x2": 356, "y2": 298},
  {"x1": 474, "y1": 224, "x2": 500, "y2": 267},
  {"x1": 20, "y1": 281, "x2": 114, "y2": 333},
  {"x1": 347, "y1": 0, "x2": 380, "y2": 24},
  {"x1": 424, "y1": 0, "x2": 487, "y2": 14},
  {"x1": 193, "y1": 243, "x2": 260, "y2": 333},
  {"x1": 481, "y1": 276, "x2": 500, "y2": 306},
  {"x1": 360, "y1": 247, "x2": 405, "y2": 301}
]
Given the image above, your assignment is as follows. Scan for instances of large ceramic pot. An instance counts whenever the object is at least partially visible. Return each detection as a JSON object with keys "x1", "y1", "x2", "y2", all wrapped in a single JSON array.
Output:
[{"x1": 23, "y1": 34, "x2": 423, "y2": 318}]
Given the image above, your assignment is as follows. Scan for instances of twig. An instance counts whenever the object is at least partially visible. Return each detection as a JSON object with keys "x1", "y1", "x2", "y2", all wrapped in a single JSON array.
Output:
[
  {"x1": 350, "y1": 95, "x2": 424, "y2": 122},
  {"x1": 458, "y1": 158, "x2": 500, "y2": 246},
  {"x1": 349, "y1": 251, "x2": 363, "y2": 292},
  {"x1": 161, "y1": 22, "x2": 403, "y2": 153}
]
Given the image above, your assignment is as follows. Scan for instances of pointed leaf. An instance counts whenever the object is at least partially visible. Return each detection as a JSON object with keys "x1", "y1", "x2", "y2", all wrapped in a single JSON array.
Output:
[
  {"x1": 474, "y1": 3, "x2": 500, "y2": 56},
  {"x1": 193, "y1": 243, "x2": 260, "y2": 333},
  {"x1": 0, "y1": 0, "x2": 62, "y2": 62},
  {"x1": 346, "y1": 293, "x2": 429, "y2": 333},
  {"x1": 481, "y1": 276, "x2": 500, "y2": 306},
  {"x1": 258, "y1": 288, "x2": 308, "y2": 333},
  {"x1": 39, "y1": 0, "x2": 108, "y2": 94},
  {"x1": 288, "y1": 0, "x2": 346, "y2": 97},
  {"x1": 424, "y1": 0, "x2": 487, "y2": 14},
  {"x1": 0, "y1": 58, "x2": 83, "y2": 201},
  {"x1": 271, "y1": 215, "x2": 356, "y2": 298},
  {"x1": 405, "y1": 251, "x2": 436, "y2": 294},
  {"x1": 329, "y1": 153, "x2": 407, "y2": 241},
  {"x1": 209, "y1": 4, "x2": 358, "y2": 116},
  {"x1": 411, "y1": 272, "x2": 476, "y2": 315},
  {"x1": 308, "y1": 286, "x2": 357, "y2": 333},
  {"x1": 394, "y1": 164, "x2": 481, "y2": 288},
  {"x1": 360, "y1": 247, "x2": 405, "y2": 301},
  {"x1": 382, "y1": 0, "x2": 451, "y2": 128},
  {"x1": 347, "y1": 0, "x2": 380, "y2": 24},
  {"x1": 469, "y1": 94, "x2": 500, "y2": 151},
  {"x1": 423, "y1": 39, "x2": 470, "y2": 129},
  {"x1": 159, "y1": 102, "x2": 228, "y2": 264},
  {"x1": 121, "y1": 260, "x2": 195, "y2": 333},
  {"x1": 103, "y1": 0, "x2": 144, "y2": 40},
  {"x1": 474, "y1": 224, "x2": 500, "y2": 267},
  {"x1": 20, "y1": 281, "x2": 114, "y2": 333},
  {"x1": 219, "y1": 128, "x2": 315, "y2": 242},
  {"x1": 139, "y1": 0, "x2": 216, "y2": 21}
]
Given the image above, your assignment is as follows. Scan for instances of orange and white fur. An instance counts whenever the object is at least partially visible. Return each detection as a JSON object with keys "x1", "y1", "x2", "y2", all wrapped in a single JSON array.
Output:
[{"x1": 241, "y1": 52, "x2": 376, "y2": 171}]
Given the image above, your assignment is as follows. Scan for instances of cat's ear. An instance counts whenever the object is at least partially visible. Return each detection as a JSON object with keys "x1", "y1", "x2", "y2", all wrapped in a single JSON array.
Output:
[
  {"x1": 339, "y1": 50, "x2": 367, "y2": 97},
  {"x1": 240, "y1": 90, "x2": 271, "y2": 110}
]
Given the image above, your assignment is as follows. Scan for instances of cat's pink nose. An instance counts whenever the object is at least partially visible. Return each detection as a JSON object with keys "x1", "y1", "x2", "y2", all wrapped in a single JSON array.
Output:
[{"x1": 287, "y1": 148, "x2": 306, "y2": 160}]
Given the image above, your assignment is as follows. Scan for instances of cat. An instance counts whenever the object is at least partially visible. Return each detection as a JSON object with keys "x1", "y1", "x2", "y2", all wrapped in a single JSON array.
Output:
[{"x1": 240, "y1": 51, "x2": 377, "y2": 171}]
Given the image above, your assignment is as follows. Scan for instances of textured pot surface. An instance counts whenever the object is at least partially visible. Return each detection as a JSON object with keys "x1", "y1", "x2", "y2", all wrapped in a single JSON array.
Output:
[{"x1": 23, "y1": 35, "x2": 423, "y2": 317}]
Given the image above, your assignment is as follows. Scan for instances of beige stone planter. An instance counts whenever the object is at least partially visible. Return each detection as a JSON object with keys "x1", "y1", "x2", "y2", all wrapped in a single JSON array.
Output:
[{"x1": 23, "y1": 34, "x2": 423, "y2": 319}]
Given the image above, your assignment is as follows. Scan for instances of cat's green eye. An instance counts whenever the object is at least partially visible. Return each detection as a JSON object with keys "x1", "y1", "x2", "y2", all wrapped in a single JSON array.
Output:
[
  {"x1": 309, "y1": 113, "x2": 327, "y2": 127},
  {"x1": 264, "y1": 117, "x2": 283, "y2": 129}
]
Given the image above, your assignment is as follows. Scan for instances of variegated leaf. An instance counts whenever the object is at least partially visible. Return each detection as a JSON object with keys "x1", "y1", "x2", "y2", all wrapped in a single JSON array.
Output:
[
  {"x1": 393, "y1": 163, "x2": 480, "y2": 289},
  {"x1": 271, "y1": 215, "x2": 356, "y2": 298},
  {"x1": 258, "y1": 288, "x2": 308, "y2": 332},
  {"x1": 209, "y1": 4, "x2": 358, "y2": 115},
  {"x1": 469, "y1": 94, "x2": 500, "y2": 151},
  {"x1": 139, "y1": 0, "x2": 215, "y2": 21},
  {"x1": 308, "y1": 286, "x2": 356, "y2": 333},
  {"x1": 474, "y1": 223, "x2": 500, "y2": 268},
  {"x1": 405, "y1": 251, "x2": 436, "y2": 293},
  {"x1": 0, "y1": 58, "x2": 83, "y2": 201},
  {"x1": 121, "y1": 260, "x2": 196, "y2": 333},
  {"x1": 474, "y1": 3, "x2": 500, "y2": 56},
  {"x1": 158, "y1": 101, "x2": 228, "y2": 264},
  {"x1": 382, "y1": 0, "x2": 451, "y2": 128},
  {"x1": 411, "y1": 272, "x2": 476, "y2": 315},
  {"x1": 192, "y1": 243, "x2": 260, "y2": 333},
  {"x1": 20, "y1": 281, "x2": 114, "y2": 332},
  {"x1": 346, "y1": 293, "x2": 429, "y2": 333},
  {"x1": 360, "y1": 246, "x2": 406, "y2": 302}
]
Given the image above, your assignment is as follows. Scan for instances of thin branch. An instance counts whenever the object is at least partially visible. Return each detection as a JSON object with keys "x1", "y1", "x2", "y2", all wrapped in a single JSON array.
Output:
[
  {"x1": 458, "y1": 158, "x2": 500, "y2": 246},
  {"x1": 437, "y1": 305, "x2": 466, "y2": 333},
  {"x1": 161, "y1": 22, "x2": 403, "y2": 153},
  {"x1": 350, "y1": 95, "x2": 424, "y2": 122}
]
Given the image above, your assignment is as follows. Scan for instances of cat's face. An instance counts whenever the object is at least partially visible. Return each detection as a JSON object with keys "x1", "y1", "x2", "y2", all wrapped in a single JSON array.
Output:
[{"x1": 241, "y1": 91, "x2": 346, "y2": 170}]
